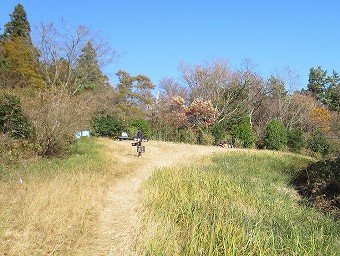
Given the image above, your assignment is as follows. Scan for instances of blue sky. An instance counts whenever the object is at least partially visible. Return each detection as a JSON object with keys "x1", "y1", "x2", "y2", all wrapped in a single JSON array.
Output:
[{"x1": 1, "y1": 0, "x2": 339, "y2": 89}]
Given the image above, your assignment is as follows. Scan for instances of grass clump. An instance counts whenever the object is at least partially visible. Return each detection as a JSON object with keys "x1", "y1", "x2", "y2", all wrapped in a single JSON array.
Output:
[{"x1": 140, "y1": 150, "x2": 339, "y2": 255}]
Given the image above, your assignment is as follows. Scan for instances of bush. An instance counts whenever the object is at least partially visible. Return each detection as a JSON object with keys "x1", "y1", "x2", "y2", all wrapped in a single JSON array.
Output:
[
  {"x1": 264, "y1": 119, "x2": 287, "y2": 150},
  {"x1": 209, "y1": 121, "x2": 227, "y2": 144},
  {"x1": 288, "y1": 128, "x2": 305, "y2": 153},
  {"x1": 198, "y1": 131, "x2": 215, "y2": 145},
  {"x1": 308, "y1": 130, "x2": 330, "y2": 157},
  {"x1": 128, "y1": 118, "x2": 152, "y2": 139},
  {"x1": 229, "y1": 116, "x2": 254, "y2": 148},
  {"x1": 22, "y1": 90, "x2": 93, "y2": 157},
  {"x1": 0, "y1": 134, "x2": 35, "y2": 173},
  {"x1": 329, "y1": 140, "x2": 340, "y2": 157},
  {"x1": 293, "y1": 157, "x2": 340, "y2": 219},
  {"x1": 176, "y1": 129, "x2": 197, "y2": 144},
  {"x1": 92, "y1": 114, "x2": 124, "y2": 138},
  {"x1": 0, "y1": 93, "x2": 32, "y2": 139}
]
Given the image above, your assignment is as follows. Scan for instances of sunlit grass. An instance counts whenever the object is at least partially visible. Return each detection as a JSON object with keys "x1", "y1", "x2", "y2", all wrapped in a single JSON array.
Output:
[
  {"x1": 0, "y1": 137, "x2": 119, "y2": 255},
  {"x1": 140, "y1": 150, "x2": 339, "y2": 255}
]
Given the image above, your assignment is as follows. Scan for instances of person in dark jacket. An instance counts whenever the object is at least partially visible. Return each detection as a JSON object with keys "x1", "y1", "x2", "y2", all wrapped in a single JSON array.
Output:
[{"x1": 137, "y1": 130, "x2": 143, "y2": 141}]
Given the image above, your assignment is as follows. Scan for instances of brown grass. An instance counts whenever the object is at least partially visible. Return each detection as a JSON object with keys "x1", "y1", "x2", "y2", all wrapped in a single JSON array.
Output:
[{"x1": 0, "y1": 138, "x2": 226, "y2": 255}]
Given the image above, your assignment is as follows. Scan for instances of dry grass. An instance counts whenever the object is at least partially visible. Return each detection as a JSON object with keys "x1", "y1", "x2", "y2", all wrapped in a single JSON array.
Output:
[
  {"x1": 138, "y1": 150, "x2": 340, "y2": 255},
  {"x1": 0, "y1": 137, "x2": 224, "y2": 255},
  {"x1": 0, "y1": 137, "x2": 124, "y2": 255}
]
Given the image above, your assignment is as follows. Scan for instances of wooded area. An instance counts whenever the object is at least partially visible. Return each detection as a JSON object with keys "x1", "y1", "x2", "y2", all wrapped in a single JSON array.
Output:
[{"x1": 1, "y1": 4, "x2": 339, "y2": 162}]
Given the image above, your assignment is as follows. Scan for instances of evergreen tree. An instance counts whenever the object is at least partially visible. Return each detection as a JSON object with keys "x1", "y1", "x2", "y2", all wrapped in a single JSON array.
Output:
[
  {"x1": 264, "y1": 119, "x2": 288, "y2": 150},
  {"x1": 229, "y1": 116, "x2": 254, "y2": 148},
  {"x1": 0, "y1": 4, "x2": 42, "y2": 87},
  {"x1": 287, "y1": 128, "x2": 305, "y2": 152},
  {"x1": 75, "y1": 41, "x2": 108, "y2": 92},
  {"x1": 307, "y1": 66, "x2": 328, "y2": 102},
  {"x1": 2, "y1": 4, "x2": 32, "y2": 43},
  {"x1": 309, "y1": 130, "x2": 330, "y2": 157},
  {"x1": 325, "y1": 70, "x2": 340, "y2": 111}
]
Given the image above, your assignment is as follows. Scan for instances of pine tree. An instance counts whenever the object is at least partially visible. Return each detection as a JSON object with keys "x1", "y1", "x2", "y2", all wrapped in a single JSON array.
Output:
[
  {"x1": 0, "y1": 4, "x2": 42, "y2": 87},
  {"x1": 75, "y1": 41, "x2": 108, "y2": 92},
  {"x1": 325, "y1": 70, "x2": 340, "y2": 111},
  {"x1": 2, "y1": 4, "x2": 32, "y2": 43},
  {"x1": 307, "y1": 66, "x2": 328, "y2": 102}
]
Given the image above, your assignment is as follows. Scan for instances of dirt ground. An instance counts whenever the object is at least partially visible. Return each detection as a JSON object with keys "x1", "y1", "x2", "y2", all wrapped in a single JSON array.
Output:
[{"x1": 95, "y1": 139, "x2": 224, "y2": 255}]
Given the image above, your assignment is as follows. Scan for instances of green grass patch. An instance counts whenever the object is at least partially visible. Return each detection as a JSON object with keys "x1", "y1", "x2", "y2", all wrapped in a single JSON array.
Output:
[
  {"x1": 0, "y1": 137, "x2": 111, "y2": 181},
  {"x1": 141, "y1": 151, "x2": 339, "y2": 255}
]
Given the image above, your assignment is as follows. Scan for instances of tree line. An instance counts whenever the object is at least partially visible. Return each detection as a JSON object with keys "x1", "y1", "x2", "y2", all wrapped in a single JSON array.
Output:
[{"x1": 1, "y1": 4, "x2": 339, "y2": 162}]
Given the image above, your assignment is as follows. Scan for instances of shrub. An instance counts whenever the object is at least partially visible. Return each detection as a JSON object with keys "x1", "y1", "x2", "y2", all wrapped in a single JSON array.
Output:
[
  {"x1": 0, "y1": 93, "x2": 32, "y2": 139},
  {"x1": 264, "y1": 119, "x2": 287, "y2": 150},
  {"x1": 128, "y1": 118, "x2": 152, "y2": 139},
  {"x1": 308, "y1": 130, "x2": 330, "y2": 157},
  {"x1": 92, "y1": 114, "x2": 124, "y2": 138},
  {"x1": 329, "y1": 140, "x2": 340, "y2": 157},
  {"x1": 0, "y1": 134, "x2": 35, "y2": 171},
  {"x1": 288, "y1": 128, "x2": 305, "y2": 153},
  {"x1": 22, "y1": 90, "x2": 92, "y2": 157},
  {"x1": 229, "y1": 116, "x2": 254, "y2": 148},
  {"x1": 293, "y1": 157, "x2": 340, "y2": 219},
  {"x1": 198, "y1": 131, "x2": 215, "y2": 145},
  {"x1": 176, "y1": 129, "x2": 197, "y2": 144},
  {"x1": 209, "y1": 121, "x2": 227, "y2": 144}
]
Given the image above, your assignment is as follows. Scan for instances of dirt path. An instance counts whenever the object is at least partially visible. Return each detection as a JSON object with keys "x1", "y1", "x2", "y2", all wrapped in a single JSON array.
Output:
[{"x1": 95, "y1": 140, "x2": 224, "y2": 255}]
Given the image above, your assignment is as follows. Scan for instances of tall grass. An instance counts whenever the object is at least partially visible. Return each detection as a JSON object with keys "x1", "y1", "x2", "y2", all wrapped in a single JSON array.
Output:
[
  {"x1": 0, "y1": 137, "x2": 121, "y2": 255},
  {"x1": 140, "y1": 150, "x2": 339, "y2": 255}
]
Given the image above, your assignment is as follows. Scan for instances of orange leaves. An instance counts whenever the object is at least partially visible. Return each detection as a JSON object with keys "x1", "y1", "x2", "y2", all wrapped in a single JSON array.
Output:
[
  {"x1": 186, "y1": 98, "x2": 218, "y2": 128},
  {"x1": 309, "y1": 106, "x2": 331, "y2": 132},
  {"x1": 169, "y1": 97, "x2": 218, "y2": 128}
]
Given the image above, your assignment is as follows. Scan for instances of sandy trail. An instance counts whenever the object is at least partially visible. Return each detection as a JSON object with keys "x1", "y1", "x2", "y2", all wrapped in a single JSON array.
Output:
[{"x1": 95, "y1": 139, "x2": 223, "y2": 255}]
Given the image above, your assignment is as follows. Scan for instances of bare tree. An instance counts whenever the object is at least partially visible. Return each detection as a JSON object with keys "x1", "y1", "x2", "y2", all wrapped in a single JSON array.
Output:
[
  {"x1": 158, "y1": 77, "x2": 187, "y2": 102},
  {"x1": 34, "y1": 20, "x2": 118, "y2": 95}
]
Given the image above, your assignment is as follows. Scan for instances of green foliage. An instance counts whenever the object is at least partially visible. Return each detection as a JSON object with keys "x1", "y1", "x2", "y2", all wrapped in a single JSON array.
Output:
[
  {"x1": 266, "y1": 75, "x2": 288, "y2": 99},
  {"x1": 75, "y1": 41, "x2": 108, "y2": 93},
  {"x1": 287, "y1": 128, "x2": 305, "y2": 152},
  {"x1": 0, "y1": 133, "x2": 34, "y2": 173},
  {"x1": 128, "y1": 118, "x2": 152, "y2": 139},
  {"x1": 0, "y1": 93, "x2": 32, "y2": 139},
  {"x1": 293, "y1": 157, "x2": 340, "y2": 219},
  {"x1": 307, "y1": 66, "x2": 327, "y2": 102},
  {"x1": 197, "y1": 130, "x2": 215, "y2": 145},
  {"x1": 208, "y1": 121, "x2": 227, "y2": 144},
  {"x1": 308, "y1": 130, "x2": 330, "y2": 157},
  {"x1": 308, "y1": 67, "x2": 340, "y2": 110},
  {"x1": 264, "y1": 119, "x2": 287, "y2": 150},
  {"x1": 325, "y1": 70, "x2": 340, "y2": 111},
  {"x1": 229, "y1": 116, "x2": 254, "y2": 148},
  {"x1": 115, "y1": 70, "x2": 155, "y2": 118},
  {"x1": 92, "y1": 114, "x2": 124, "y2": 138},
  {"x1": 176, "y1": 129, "x2": 197, "y2": 144},
  {"x1": 2, "y1": 4, "x2": 31, "y2": 41},
  {"x1": 330, "y1": 140, "x2": 340, "y2": 157}
]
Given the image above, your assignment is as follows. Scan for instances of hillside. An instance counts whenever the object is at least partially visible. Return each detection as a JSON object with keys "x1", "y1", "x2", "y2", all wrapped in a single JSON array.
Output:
[{"x1": 0, "y1": 138, "x2": 339, "y2": 255}]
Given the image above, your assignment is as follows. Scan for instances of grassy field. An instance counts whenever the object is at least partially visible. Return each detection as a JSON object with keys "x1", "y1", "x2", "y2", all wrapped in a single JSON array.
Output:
[
  {"x1": 139, "y1": 150, "x2": 340, "y2": 255},
  {"x1": 0, "y1": 137, "x2": 125, "y2": 255},
  {"x1": 1, "y1": 138, "x2": 339, "y2": 255}
]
